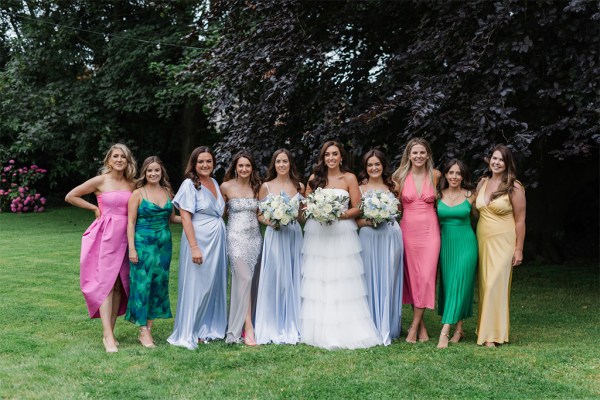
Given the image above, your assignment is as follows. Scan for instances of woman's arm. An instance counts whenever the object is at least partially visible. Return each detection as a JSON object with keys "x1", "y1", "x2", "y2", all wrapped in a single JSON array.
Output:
[
  {"x1": 127, "y1": 190, "x2": 141, "y2": 264},
  {"x1": 341, "y1": 174, "x2": 362, "y2": 220},
  {"x1": 511, "y1": 182, "x2": 526, "y2": 266},
  {"x1": 180, "y1": 209, "x2": 203, "y2": 265},
  {"x1": 64, "y1": 176, "x2": 103, "y2": 218}
]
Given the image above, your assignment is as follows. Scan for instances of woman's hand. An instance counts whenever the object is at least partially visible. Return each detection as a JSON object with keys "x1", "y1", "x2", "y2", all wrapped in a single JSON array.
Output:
[
  {"x1": 512, "y1": 249, "x2": 523, "y2": 267},
  {"x1": 191, "y1": 246, "x2": 203, "y2": 265},
  {"x1": 93, "y1": 206, "x2": 101, "y2": 219},
  {"x1": 129, "y1": 248, "x2": 139, "y2": 264}
]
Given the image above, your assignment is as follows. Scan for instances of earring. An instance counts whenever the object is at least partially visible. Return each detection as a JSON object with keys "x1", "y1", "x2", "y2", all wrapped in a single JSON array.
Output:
[
  {"x1": 235, "y1": 170, "x2": 238, "y2": 178},
  {"x1": 340, "y1": 160, "x2": 343, "y2": 166}
]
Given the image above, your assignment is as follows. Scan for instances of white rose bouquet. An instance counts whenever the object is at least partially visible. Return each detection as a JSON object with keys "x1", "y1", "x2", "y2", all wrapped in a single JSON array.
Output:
[
  {"x1": 359, "y1": 190, "x2": 400, "y2": 228},
  {"x1": 259, "y1": 192, "x2": 300, "y2": 230},
  {"x1": 303, "y1": 188, "x2": 349, "y2": 225}
]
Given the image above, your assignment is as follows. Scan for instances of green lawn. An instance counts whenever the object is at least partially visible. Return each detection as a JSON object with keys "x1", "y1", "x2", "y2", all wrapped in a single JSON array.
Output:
[{"x1": 0, "y1": 208, "x2": 598, "y2": 399}]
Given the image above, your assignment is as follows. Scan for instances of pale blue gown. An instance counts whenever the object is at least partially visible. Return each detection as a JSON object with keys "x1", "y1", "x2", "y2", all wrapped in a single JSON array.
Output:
[
  {"x1": 255, "y1": 191, "x2": 303, "y2": 344},
  {"x1": 358, "y1": 189, "x2": 403, "y2": 345},
  {"x1": 167, "y1": 178, "x2": 228, "y2": 350}
]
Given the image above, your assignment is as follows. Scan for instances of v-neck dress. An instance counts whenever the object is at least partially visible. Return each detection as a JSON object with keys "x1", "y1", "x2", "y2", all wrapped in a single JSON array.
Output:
[
  {"x1": 400, "y1": 172, "x2": 440, "y2": 309},
  {"x1": 475, "y1": 178, "x2": 517, "y2": 345},
  {"x1": 167, "y1": 178, "x2": 228, "y2": 349},
  {"x1": 437, "y1": 199, "x2": 477, "y2": 324},
  {"x1": 126, "y1": 196, "x2": 174, "y2": 326}
]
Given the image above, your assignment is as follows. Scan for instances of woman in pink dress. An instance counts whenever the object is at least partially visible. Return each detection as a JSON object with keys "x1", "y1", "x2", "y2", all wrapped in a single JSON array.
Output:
[
  {"x1": 392, "y1": 138, "x2": 441, "y2": 343},
  {"x1": 65, "y1": 143, "x2": 137, "y2": 353}
]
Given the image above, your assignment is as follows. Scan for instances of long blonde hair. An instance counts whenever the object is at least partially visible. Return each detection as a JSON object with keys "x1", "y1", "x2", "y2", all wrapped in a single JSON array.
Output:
[
  {"x1": 392, "y1": 138, "x2": 435, "y2": 194},
  {"x1": 99, "y1": 143, "x2": 137, "y2": 181}
]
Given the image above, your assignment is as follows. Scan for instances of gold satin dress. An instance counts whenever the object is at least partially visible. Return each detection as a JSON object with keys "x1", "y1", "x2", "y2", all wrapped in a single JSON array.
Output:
[{"x1": 475, "y1": 179, "x2": 516, "y2": 345}]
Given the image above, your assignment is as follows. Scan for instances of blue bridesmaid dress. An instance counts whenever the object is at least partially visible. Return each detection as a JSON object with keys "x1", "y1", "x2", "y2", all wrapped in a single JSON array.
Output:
[
  {"x1": 255, "y1": 193, "x2": 303, "y2": 344},
  {"x1": 167, "y1": 178, "x2": 228, "y2": 350},
  {"x1": 359, "y1": 195, "x2": 403, "y2": 346}
]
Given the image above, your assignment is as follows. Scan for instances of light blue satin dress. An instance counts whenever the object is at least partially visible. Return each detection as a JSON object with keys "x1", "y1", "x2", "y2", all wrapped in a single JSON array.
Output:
[
  {"x1": 255, "y1": 192, "x2": 303, "y2": 344},
  {"x1": 359, "y1": 190, "x2": 404, "y2": 346},
  {"x1": 167, "y1": 178, "x2": 228, "y2": 350}
]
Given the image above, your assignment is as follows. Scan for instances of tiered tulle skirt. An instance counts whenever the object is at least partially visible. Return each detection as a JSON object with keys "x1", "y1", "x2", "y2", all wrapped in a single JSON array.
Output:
[{"x1": 300, "y1": 219, "x2": 380, "y2": 350}]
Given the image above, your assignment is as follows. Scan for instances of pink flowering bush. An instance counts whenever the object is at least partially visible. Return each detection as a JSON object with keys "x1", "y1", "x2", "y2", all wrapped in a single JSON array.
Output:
[{"x1": 0, "y1": 160, "x2": 48, "y2": 213}]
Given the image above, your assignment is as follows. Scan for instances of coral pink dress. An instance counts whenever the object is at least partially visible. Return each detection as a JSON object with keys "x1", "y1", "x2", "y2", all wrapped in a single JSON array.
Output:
[
  {"x1": 80, "y1": 190, "x2": 131, "y2": 318},
  {"x1": 400, "y1": 172, "x2": 440, "y2": 309}
]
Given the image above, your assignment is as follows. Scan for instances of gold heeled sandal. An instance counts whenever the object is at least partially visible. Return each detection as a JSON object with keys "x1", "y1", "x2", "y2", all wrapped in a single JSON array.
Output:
[
  {"x1": 450, "y1": 330, "x2": 465, "y2": 344},
  {"x1": 437, "y1": 332, "x2": 450, "y2": 349}
]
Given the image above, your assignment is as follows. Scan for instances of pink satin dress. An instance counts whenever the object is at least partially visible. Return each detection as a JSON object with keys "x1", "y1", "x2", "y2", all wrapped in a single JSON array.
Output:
[
  {"x1": 80, "y1": 190, "x2": 131, "y2": 318},
  {"x1": 400, "y1": 172, "x2": 440, "y2": 309}
]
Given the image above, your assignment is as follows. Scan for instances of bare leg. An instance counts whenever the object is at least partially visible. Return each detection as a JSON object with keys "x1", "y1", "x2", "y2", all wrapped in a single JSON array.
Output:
[
  {"x1": 243, "y1": 300, "x2": 256, "y2": 346},
  {"x1": 139, "y1": 320, "x2": 156, "y2": 348},
  {"x1": 437, "y1": 323, "x2": 451, "y2": 349},
  {"x1": 406, "y1": 307, "x2": 425, "y2": 343},
  {"x1": 110, "y1": 278, "x2": 123, "y2": 331},
  {"x1": 450, "y1": 320, "x2": 465, "y2": 343},
  {"x1": 99, "y1": 289, "x2": 118, "y2": 353},
  {"x1": 417, "y1": 309, "x2": 429, "y2": 342}
]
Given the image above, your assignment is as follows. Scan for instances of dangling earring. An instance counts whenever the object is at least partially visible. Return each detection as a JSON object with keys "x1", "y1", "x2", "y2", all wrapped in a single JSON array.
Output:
[
  {"x1": 235, "y1": 170, "x2": 238, "y2": 179},
  {"x1": 340, "y1": 160, "x2": 343, "y2": 166}
]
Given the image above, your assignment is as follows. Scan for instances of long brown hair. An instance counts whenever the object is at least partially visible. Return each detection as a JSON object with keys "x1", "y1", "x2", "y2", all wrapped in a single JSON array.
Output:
[
  {"x1": 223, "y1": 151, "x2": 261, "y2": 197},
  {"x1": 437, "y1": 158, "x2": 473, "y2": 198},
  {"x1": 392, "y1": 138, "x2": 435, "y2": 194},
  {"x1": 358, "y1": 149, "x2": 397, "y2": 196},
  {"x1": 99, "y1": 143, "x2": 137, "y2": 181},
  {"x1": 184, "y1": 146, "x2": 216, "y2": 189},
  {"x1": 264, "y1": 148, "x2": 303, "y2": 192},
  {"x1": 308, "y1": 140, "x2": 351, "y2": 191},
  {"x1": 484, "y1": 144, "x2": 519, "y2": 200},
  {"x1": 136, "y1": 156, "x2": 173, "y2": 195}
]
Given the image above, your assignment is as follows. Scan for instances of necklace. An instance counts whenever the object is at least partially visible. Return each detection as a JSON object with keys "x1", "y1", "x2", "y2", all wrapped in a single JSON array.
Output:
[{"x1": 445, "y1": 190, "x2": 463, "y2": 202}]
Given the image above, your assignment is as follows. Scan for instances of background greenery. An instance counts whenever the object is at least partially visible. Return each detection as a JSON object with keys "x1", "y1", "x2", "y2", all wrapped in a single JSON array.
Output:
[
  {"x1": 0, "y1": 0, "x2": 597, "y2": 262},
  {"x1": 0, "y1": 208, "x2": 598, "y2": 399}
]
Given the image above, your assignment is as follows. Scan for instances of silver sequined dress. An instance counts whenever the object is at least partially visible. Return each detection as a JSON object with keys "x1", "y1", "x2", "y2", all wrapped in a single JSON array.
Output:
[{"x1": 225, "y1": 197, "x2": 262, "y2": 343}]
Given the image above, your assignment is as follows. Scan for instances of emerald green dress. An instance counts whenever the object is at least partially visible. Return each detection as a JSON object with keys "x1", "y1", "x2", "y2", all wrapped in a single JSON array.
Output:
[
  {"x1": 126, "y1": 197, "x2": 173, "y2": 326},
  {"x1": 437, "y1": 199, "x2": 478, "y2": 324}
]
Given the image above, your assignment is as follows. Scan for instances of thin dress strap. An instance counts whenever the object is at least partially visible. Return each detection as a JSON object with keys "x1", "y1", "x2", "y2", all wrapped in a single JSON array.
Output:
[
  {"x1": 141, "y1": 186, "x2": 148, "y2": 200},
  {"x1": 265, "y1": 182, "x2": 271, "y2": 194}
]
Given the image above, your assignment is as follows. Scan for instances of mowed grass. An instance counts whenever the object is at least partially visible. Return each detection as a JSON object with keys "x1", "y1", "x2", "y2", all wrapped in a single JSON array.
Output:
[{"x1": 0, "y1": 208, "x2": 598, "y2": 399}]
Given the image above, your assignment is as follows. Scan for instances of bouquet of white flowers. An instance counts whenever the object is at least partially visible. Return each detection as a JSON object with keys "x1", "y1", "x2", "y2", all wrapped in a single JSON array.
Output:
[
  {"x1": 359, "y1": 190, "x2": 400, "y2": 228},
  {"x1": 259, "y1": 192, "x2": 300, "y2": 230},
  {"x1": 303, "y1": 187, "x2": 349, "y2": 225}
]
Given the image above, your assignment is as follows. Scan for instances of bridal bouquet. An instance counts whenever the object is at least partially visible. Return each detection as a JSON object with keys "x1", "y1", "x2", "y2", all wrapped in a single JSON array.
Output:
[
  {"x1": 303, "y1": 188, "x2": 349, "y2": 225},
  {"x1": 259, "y1": 192, "x2": 300, "y2": 230},
  {"x1": 359, "y1": 190, "x2": 400, "y2": 227}
]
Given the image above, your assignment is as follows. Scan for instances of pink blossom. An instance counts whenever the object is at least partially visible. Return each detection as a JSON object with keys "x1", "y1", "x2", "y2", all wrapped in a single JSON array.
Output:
[
  {"x1": 23, "y1": 206, "x2": 29, "y2": 212},
  {"x1": 10, "y1": 205, "x2": 16, "y2": 212},
  {"x1": 11, "y1": 183, "x2": 16, "y2": 187},
  {"x1": 34, "y1": 205, "x2": 39, "y2": 211},
  {"x1": 34, "y1": 193, "x2": 40, "y2": 199},
  {"x1": 18, "y1": 187, "x2": 24, "y2": 193},
  {"x1": 31, "y1": 165, "x2": 38, "y2": 170},
  {"x1": 9, "y1": 159, "x2": 14, "y2": 164},
  {"x1": 40, "y1": 198, "x2": 47, "y2": 205},
  {"x1": 0, "y1": 190, "x2": 3, "y2": 195},
  {"x1": 1, "y1": 179, "x2": 6, "y2": 182},
  {"x1": 38, "y1": 206, "x2": 44, "y2": 212}
]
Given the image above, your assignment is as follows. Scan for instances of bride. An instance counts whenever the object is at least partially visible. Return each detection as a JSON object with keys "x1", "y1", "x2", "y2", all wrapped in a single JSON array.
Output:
[{"x1": 300, "y1": 140, "x2": 381, "y2": 350}]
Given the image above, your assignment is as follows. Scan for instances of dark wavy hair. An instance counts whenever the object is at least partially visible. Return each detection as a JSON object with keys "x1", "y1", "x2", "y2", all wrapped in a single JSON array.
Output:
[
  {"x1": 223, "y1": 151, "x2": 261, "y2": 197},
  {"x1": 483, "y1": 144, "x2": 519, "y2": 200},
  {"x1": 438, "y1": 158, "x2": 474, "y2": 198},
  {"x1": 184, "y1": 146, "x2": 216, "y2": 189},
  {"x1": 264, "y1": 148, "x2": 303, "y2": 192},
  {"x1": 358, "y1": 149, "x2": 397, "y2": 196},
  {"x1": 136, "y1": 156, "x2": 173, "y2": 195},
  {"x1": 308, "y1": 140, "x2": 351, "y2": 191}
]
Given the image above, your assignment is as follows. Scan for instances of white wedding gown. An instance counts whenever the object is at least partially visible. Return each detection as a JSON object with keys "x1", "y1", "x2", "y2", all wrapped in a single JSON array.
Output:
[{"x1": 300, "y1": 188, "x2": 381, "y2": 350}]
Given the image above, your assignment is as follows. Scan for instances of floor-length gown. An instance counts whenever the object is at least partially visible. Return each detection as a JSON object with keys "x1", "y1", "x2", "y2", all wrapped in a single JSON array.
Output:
[
  {"x1": 225, "y1": 198, "x2": 262, "y2": 343},
  {"x1": 359, "y1": 192, "x2": 403, "y2": 346},
  {"x1": 255, "y1": 192, "x2": 303, "y2": 344},
  {"x1": 300, "y1": 188, "x2": 380, "y2": 350},
  {"x1": 475, "y1": 179, "x2": 516, "y2": 345},
  {"x1": 126, "y1": 194, "x2": 173, "y2": 326},
  {"x1": 167, "y1": 178, "x2": 228, "y2": 350},
  {"x1": 80, "y1": 190, "x2": 131, "y2": 318},
  {"x1": 437, "y1": 199, "x2": 478, "y2": 324},
  {"x1": 401, "y1": 172, "x2": 440, "y2": 309}
]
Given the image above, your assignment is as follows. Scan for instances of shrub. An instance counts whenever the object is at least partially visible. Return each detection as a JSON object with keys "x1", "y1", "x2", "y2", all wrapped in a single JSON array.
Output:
[{"x1": 0, "y1": 160, "x2": 48, "y2": 213}]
